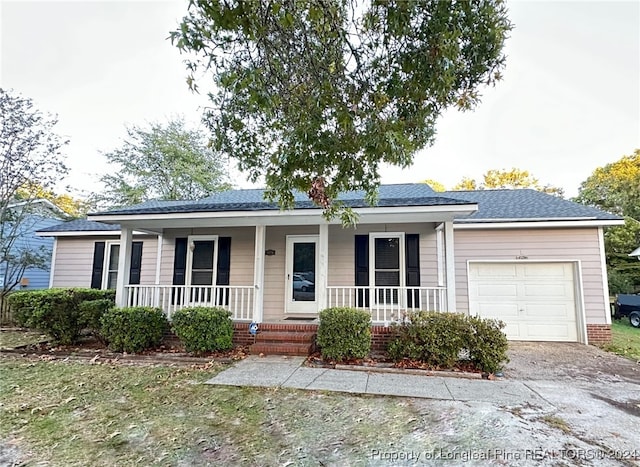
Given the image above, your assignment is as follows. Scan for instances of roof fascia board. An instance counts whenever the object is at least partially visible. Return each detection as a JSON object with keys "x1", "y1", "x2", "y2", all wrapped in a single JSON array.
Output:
[
  {"x1": 88, "y1": 203, "x2": 479, "y2": 223},
  {"x1": 36, "y1": 230, "x2": 150, "y2": 237},
  {"x1": 454, "y1": 219, "x2": 624, "y2": 229}
]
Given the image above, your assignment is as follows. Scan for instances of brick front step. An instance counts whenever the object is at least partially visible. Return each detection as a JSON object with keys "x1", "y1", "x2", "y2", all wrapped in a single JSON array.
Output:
[
  {"x1": 254, "y1": 331, "x2": 316, "y2": 343},
  {"x1": 250, "y1": 342, "x2": 313, "y2": 356}
]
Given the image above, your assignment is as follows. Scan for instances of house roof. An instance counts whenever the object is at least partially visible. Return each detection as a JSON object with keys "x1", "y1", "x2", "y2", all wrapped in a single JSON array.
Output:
[
  {"x1": 88, "y1": 184, "x2": 468, "y2": 216},
  {"x1": 443, "y1": 189, "x2": 621, "y2": 222},
  {"x1": 38, "y1": 218, "x2": 120, "y2": 233},
  {"x1": 38, "y1": 183, "x2": 623, "y2": 234}
]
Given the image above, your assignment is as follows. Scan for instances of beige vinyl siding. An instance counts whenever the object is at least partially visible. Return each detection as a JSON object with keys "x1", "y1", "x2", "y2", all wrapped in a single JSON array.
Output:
[
  {"x1": 51, "y1": 235, "x2": 158, "y2": 288},
  {"x1": 159, "y1": 227, "x2": 255, "y2": 287},
  {"x1": 454, "y1": 228, "x2": 608, "y2": 324}
]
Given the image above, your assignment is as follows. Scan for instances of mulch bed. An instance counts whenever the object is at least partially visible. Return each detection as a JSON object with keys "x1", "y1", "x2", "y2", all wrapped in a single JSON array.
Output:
[{"x1": 0, "y1": 335, "x2": 249, "y2": 368}]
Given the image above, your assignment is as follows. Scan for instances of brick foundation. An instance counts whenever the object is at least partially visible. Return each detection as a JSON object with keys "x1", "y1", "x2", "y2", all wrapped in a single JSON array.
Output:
[
  {"x1": 371, "y1": 325, "x2": 398, "y2": 352},
  {"x1": 586, "y1": 324, "x2": 612, "y2": 344},
  {"x1": 232, "y1": 322, "x2": 319, "y2": 348}
]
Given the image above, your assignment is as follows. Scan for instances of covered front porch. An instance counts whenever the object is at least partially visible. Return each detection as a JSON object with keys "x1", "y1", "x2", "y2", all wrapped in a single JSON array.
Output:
[{"x1": 89, "y1": 193, "x2": 477, "y2": 326}]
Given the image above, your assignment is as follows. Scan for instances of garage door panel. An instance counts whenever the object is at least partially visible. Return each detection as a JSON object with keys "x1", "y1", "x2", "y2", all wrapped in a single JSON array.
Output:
[
  {"x1": 471, "y1": 263, "x2": 517, "y2": 279},
  {"x1": 476, "y1": 283, "x2": 518, "y2": 298},
  {"x1": 469, "y1": 262, "x2": 580, "y2": 342},
  {"x1": 522, "y1": 284, "x2": 574, "y2": 299},
  {"x1": 477, "y1": 303, "x2": 519, "y2": 319}
]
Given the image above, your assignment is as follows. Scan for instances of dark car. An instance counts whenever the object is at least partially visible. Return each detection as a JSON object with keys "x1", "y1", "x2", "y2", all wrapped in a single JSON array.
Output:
[{"x1": 613, "y1": 294, "x2": 640, "y2": 328}]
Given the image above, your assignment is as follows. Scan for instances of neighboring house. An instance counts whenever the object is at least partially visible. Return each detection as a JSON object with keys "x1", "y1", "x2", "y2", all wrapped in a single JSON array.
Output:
[
  {"x1": 1, "y1": 199, "x2": 66, "y2": 291},
  {"x1": 37, "y1": 184, "x2": 623, "y2": 347}
]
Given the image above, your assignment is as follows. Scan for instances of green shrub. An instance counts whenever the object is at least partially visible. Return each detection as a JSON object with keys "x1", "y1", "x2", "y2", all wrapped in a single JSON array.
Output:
[
  {"x1": 100, "y1": 307, "x2": 168, "y2": 353},
  {"x1": 79, "y1": 299, "x2": 115, "y2": 344},
  {"x1": 466, "y1": 316, "x2": 509, "y2": 374},
  {"x1": 388, "y1": 311, "x2": 509, "y2": 374},
  {"x1": 316, "y1": 307, "x2": 371, "y2": 362},
  {"x1": 388, "y1": 311, "x2": 469, "y2": 368},
  {"x1": 8, "y1": 288, "x2": 116, "y2": 345},
  {"x1": 171, "y1": 307, "x2": 233, "y2": 353}
]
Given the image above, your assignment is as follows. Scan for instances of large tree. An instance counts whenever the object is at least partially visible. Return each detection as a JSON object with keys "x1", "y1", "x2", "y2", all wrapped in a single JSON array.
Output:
[
  {"x1": 97, "y1": 118, "x2": 232, "y2": 207},
  {"x1": 452, "y1": 168, "x2": 564, "y2": 196},
  {"x1": 575, "y1": 150, "x2": 640, "y2": 293},
  {"x1": 0, "y1": 88, "x2": 68, "y2": 294},
  {"x1": 171, "y1": 0, "x2": 512, "y2": 221}
]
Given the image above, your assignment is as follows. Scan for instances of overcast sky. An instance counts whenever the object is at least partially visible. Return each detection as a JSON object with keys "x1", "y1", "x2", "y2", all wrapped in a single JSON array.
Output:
[{"x1": 1, "y1": 0, "x2": 638, "y2": 199}]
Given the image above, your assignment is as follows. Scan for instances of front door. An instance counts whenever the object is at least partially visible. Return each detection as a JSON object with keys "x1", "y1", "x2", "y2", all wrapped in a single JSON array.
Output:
[{"x1": 285, "y1": 235, "x2": 318, "y2": 314}]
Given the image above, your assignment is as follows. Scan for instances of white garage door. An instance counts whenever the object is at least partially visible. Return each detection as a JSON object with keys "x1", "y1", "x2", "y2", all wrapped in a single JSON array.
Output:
[{"x1": 468, "y1": 262, "x2": 579, "y2": 342}]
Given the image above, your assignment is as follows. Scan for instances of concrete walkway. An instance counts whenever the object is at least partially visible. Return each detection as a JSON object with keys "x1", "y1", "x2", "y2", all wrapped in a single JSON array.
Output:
[{"x1": 205, "y1": 355, "x2": 554, "y2": 409}]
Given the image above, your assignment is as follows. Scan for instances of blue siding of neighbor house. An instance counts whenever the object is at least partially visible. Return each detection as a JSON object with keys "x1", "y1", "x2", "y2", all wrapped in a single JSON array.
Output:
[{"x1": 0, "y1": 216, "x2": 60, "y2": 290}]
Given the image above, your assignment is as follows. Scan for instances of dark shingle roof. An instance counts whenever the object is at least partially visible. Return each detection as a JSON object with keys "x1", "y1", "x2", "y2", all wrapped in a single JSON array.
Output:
[
  {"x1": 444, "y1": 189, "x2": 620, "y2": 222},
  {"x1": 38, "y1": 219, "x2": 120, "y2": 233},
  {"x1": 90, "y1": 184, "x2": 460, "y2": 216},
  {"x1": 40, "y1": 184, "x2": 622, "y2": 233}
]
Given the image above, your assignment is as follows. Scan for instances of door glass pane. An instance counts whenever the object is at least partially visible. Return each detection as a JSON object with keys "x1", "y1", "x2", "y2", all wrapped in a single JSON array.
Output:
[
  {"x1": 106, "y1": 245, "x2": 120, "y2": 289},
  {"x1": 293, "y1": 242, "x2": 315, "y2": 302},
  {"x1": 107, "y1": 271, "x2": 118, "y2": 289},
  {"x1": 192, "y1": 271, "x2": 214, "y2": 285},
  {"x1": 375, "y1": 238, "x2": 399, "y2": 269},
  {"x1": 375, "y1": 271, "x2": 400, "y2": 286}
]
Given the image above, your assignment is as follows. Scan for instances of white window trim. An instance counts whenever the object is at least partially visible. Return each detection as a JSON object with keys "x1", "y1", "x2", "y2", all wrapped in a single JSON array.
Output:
[
  {"x1": 185, "y1": 235, "x2": 219, "y2": 287},
  {"x1": 369, "y1": 232, "x2": 406, "y2": 292},
  {"x1": 102, "y1": 241, "x2": 120, "y2": 290}
]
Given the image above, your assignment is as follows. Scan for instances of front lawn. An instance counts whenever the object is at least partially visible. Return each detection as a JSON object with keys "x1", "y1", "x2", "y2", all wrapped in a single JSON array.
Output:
[
  {"x1": 0, "y1": 329, "x2": 49, "y2": 350},
  {"x1": 0, "y1": 357, "x2": 423, "y2": 465},
  {"x1": 603, "y1": 319, "x2": 640, "y2": 361}
]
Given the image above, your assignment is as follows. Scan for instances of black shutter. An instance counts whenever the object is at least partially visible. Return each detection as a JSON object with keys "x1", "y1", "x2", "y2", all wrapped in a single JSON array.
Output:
[
  {"x1": 172, "y1": 238, "x2": 188, "y2": 285},
  {"x1": 405, "y1": 234, "x2": 421, "y2": 308},
  {"x1": 172, "y1": 238, "x2": 188, "y2": 304},
  {"x1": 216, "y1": 237, "x2": 231, "y2": 305},
  {"x1": 355, "y1": 235, "x2": 369, "y2": 307},
  {"x1": 90, "y1": 242, "x2": 105, "y2": 289},
  {"x1": 129, "y1": 242, "x2": 143, "y2": 285}
]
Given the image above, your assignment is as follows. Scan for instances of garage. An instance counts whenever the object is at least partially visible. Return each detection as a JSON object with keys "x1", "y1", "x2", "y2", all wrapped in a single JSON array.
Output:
[{"x1": 468, "y1": 262, "x2": 581, "y2": 342}]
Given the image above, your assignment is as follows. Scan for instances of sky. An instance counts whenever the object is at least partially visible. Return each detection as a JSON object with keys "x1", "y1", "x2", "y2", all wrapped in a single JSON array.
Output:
[{"x1": 1, "y1": 0, "x2": 639, "y2": 199}]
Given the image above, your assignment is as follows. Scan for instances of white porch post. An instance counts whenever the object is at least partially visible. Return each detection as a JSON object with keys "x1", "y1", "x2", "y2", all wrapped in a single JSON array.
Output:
[
  {"x1": 317, "y1": 223, "x2": 329, "y2": 312},
  {"x1": 115, "y1": 226, "x2": 133, "y2": 307},
  {"x1": 444, "y1": 221, "x2": 457, "y2": 312},
  {"x1": 154, "y1": 234, "x2": 163, "y2": 285},
  {"x1": 252, "y1": 225, "x2": 266, "y2": 323}
]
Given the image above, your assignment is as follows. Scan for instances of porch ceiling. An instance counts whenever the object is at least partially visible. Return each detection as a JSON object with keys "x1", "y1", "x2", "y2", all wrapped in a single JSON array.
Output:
[{"x1": 90, "y1": 204, "x2": 478, "y2": 232}]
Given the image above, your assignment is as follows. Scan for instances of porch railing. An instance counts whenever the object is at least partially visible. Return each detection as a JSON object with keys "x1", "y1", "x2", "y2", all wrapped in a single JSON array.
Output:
[
  {"x1": 125, "y1": 285, "x2": 254, "y2": 321},
  {"x1": 326, "y1": 286, "x2": 447, "y2": 323}
]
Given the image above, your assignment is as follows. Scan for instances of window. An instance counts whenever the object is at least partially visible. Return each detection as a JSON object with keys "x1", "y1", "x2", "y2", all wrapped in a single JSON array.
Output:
[
  {"x1": 104, "y1": 243, "x2": 120, "y2": 289},
  {"x1": 369, "y1": 233, "x2": 405, "y2": 304},
  {"x1": 186, "y1": 236, "x2": 218, "y2": 286}
]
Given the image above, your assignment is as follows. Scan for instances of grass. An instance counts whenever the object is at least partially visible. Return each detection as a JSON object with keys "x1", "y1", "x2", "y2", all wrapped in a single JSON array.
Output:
[
  {"x1": 0, "y1": 329, "x2": 49, "y2": 350},
  {"x1": 602, "y1": 319, "x2": 640, "y2": 361},
  {"x1": 0, "y1": 357, "x2": 426, "y2": 466}
]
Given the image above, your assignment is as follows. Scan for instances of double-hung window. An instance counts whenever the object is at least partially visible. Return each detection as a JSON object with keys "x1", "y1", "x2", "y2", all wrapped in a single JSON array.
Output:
[{"x1": 369, "y1": 233, "x2": 405, "y2": 305}]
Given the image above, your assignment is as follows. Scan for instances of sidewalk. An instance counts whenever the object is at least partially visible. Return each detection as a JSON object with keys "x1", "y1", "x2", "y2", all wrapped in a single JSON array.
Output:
[{"x1": 205, "y1": 355, "x2": 554, "y2": 408}]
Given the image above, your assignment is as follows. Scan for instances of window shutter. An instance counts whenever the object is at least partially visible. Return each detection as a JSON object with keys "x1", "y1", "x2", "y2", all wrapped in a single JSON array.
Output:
[
  {"x1": 129, "y1": 242, "x2": 143, "y2": 285},
  {"x1": 172, "y1": 238, "x2": 188, "y2": 285},
  {"x1": 216, "y1": 237, "x2": 231, "y2": 305},
  {"x1": 172, "y1": 238, "x2": 188, "y2": 304},
  {"x1": 405, "y1": 234, "x2": 420, "y2": 308},
  {"x1": 91, "y1": 242, "x2": 105, "y2": 289},
  {"x1": 354, "y1": 235, "x2": 369, "y2": 307}
]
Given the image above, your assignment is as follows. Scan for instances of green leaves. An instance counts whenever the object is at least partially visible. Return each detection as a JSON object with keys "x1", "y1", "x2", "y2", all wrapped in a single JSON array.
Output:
[
  {"x1": 97, "y1": 118, "x2": 231, "y2": 208},
  {"x1": 172, "y1": 0, "x2": 512, "y2": 219}
]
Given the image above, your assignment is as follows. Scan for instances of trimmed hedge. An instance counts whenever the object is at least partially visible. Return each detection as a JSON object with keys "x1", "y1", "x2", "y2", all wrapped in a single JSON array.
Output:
[
  {"x1": 316, "y1": 307, "x2": 371, "y2": 362},
  {"x1": 100, "y1": 307, "x2": 168, "y2": 353},
  {"x1": 388, "y1": 311, "x2": 508, "y2": 374},
  {"x1": 8, "y1": 288, "x2": 116, "y2": 345},
  {"x1": 171, "y1": 307, "x2": 233, "y2": 354}
]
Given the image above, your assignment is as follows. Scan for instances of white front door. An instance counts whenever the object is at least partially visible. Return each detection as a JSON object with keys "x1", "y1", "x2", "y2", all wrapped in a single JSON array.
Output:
[{"x1": 285, "y1": 235, "x2": 318, "y2": 314}]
